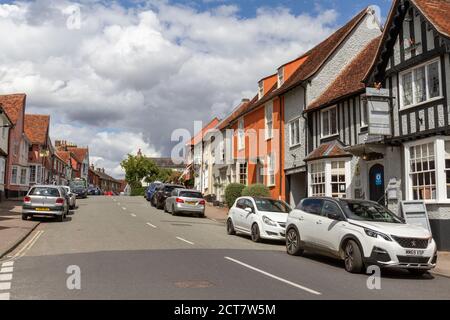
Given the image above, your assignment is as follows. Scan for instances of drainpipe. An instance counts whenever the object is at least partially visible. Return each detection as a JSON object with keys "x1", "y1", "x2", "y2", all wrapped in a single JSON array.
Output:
[{"x1": 300, "y1": 82, "x2": 309, "y2": 197}]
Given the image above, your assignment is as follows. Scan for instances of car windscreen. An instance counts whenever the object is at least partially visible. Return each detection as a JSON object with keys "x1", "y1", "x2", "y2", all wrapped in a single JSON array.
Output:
[
  {"x1": 179, "y1": 191, "x2": 202, "y2": 198},
  {"x1": 341, "y1": 201, "x2": 403, "y2": 223},
  {"x1": 29, "y1": 187, "x2": 60, "y2": 197},
  {"x1": 254, "y1": 198, "x2": 291, "y2": 213},
  {"x1": 70, "y1": 181, "x2": 86, "y2": 189},
  {"x1": 164, "y1": 186, "x2": 181, "y2": 193}
]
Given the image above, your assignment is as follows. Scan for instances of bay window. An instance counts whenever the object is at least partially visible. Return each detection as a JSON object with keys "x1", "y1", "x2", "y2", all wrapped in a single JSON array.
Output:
[
  {"x1": 289, "y1": 118, "x2": 301, "y2": 147},
  {"x1": 309, "y1": 159, "x2": 350, "y2": 198},
  {"x1": 400, "y1": 59, "x2": 442, "y2": 109},
  {"x1": 20, "y1": 168, "x2": 27, "y2": 185},
  {"x1": 405, "y1": 137, "x2": 450, "y2": 202},
  {"x1": 321, "y1": 106, "x2": 337, "y2": 138}
]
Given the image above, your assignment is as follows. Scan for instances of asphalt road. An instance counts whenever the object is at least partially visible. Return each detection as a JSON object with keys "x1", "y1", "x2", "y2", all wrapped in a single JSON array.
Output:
[{"x1": 1, "y1": 196, "x2": 450, "y2": 300}]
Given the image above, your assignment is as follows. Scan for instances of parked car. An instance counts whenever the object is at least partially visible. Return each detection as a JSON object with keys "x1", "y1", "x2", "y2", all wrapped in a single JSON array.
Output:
[
  {"x1": 22, "y1": 185, "x2": 69, "y2": 222},
  {"x1": 88, "y1": 187, "x2": 102, "y2": 195},
  {"x1": 104, "y1": 191, "x2": 114, "y2": 196},
  {"x1": 285, "y1": 197, "x2": 437, "y2": 275},
  {"x1": 70, "y1": 179, "x2": 88, "y2": 199},
  {"x1": 165, "y1": 189, "x2": 206, "y2": 217},
  {"x1": 61, "y1": 186, "x2": 77, "y2": 210},
  {"x1": 146, "y1": 182, "x2": 162, "y2": 202},
  {"x1": 227, "y1": 197, "x2": 291, "y2": 242},
  {"x1": 152, "y1": 184, "x2": 184, "y2": 209}
]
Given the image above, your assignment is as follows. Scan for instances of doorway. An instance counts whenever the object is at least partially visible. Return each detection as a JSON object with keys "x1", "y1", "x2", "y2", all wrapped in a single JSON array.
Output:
[{"x1": 369, "y1": 164, "x2": 385, "y2": 204}]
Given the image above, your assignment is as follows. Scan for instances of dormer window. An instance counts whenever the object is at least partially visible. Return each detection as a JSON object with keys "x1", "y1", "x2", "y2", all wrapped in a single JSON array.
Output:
[
  {"x1": 277, "y1": 67, "x2": 285, "y2": 88},
  {"x1": 258, "y1": 81, "x2": 264, "y2": 99}
]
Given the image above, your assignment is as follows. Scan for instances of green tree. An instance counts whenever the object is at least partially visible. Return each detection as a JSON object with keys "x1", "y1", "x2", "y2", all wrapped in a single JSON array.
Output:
[{"x1": 120, "y1": 154, "x2": 158, "y2": 188}]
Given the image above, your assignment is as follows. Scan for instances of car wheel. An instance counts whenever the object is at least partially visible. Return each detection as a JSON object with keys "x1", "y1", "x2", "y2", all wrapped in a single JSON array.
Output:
[
  {"x1": 226, "y1": 218, "x2": 236, "y2": 235},
  {"x1": 251, "y1": 223, "x2": 261, "y2": 243},
  {"x1": 56, "y1": 214, "x2": 64, "y2": 222},
  {"x1": 172, "y1": 205, "x2": 177, "y2": 216},
  {"x1": 286, "y1": 228, "x2": 304, "y2": 256},
  {"x1": 408, "y1": 269, "x2": 428, "y2": 276},
  {"x1": 344, "y1": 240, "x2": 364, "y2": 273},
  {"x1": 21, "y1": 214, "x2": 28, "y2": 221}
]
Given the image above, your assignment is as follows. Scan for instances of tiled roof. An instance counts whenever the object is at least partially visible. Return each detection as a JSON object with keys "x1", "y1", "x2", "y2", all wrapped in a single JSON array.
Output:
[
  {"x1": 67, "y1": 147, "x2": 89, "y2": 163},
  {"x1": 307, "y1": 36, "x2": 382, "y2": 112},
  {"x1": 95, "y1": 169, "x2": 119, "y2": 182},
  {"x1": 24, "y1": 114, "x2": 50, "y2": 145},
  {"x1": 147, "y1": 157, "x2": 185, "y2": 170},
  {"x1": 413, "y1": 0, "x2": 450, "y2": 38},
  {"x1": 189, "y1": 117, "x2": 221, "y2": 145},
  {"x1": 56, "y1": 151, "x2": 71, "y2": 163},
  {"x1": 305, "y1": 140, "x2": 351, "y2": 162},
  {"x1": 217, "y1": 95, "x2": 258, "y2": 130},
  {"x1": 0, "y1": 93, "x2": 26, "y2": 125}
]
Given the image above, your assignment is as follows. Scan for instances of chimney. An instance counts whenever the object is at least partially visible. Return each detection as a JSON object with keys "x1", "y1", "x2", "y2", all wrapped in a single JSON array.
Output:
[{"x1": 241, "y1": 98, "x2": 250, "y2": 103}]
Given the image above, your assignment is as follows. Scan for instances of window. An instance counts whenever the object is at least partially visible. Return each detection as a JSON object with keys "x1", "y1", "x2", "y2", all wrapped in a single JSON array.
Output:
[
  {"x1": 20, "y1": 168, "x2": 27, "y2": 185},
  {"x1": 265, "y1": 103, "x2": 273, "y2": 140},
  {"x1": 267, "y1": 153, "x2": 275, "y2": 186},
  {"x1": 360, "y1": 98, "x2": 369, "y2": 127},
  {"x1": 310, "y1": 162, "x2": 326, "y2": 196},
  {"x1": 446, "y1": 141, "x2": 450, "y2": 199},
  {"x1": 409, "y1": 143, "x2": 436, "y2": 200},
  {"x1": 331, "y1": 161, "x2": 347, "y2": 198},
  {"x1": 289, "y1": 118, "x2": 300, "y2": 147},
  {"x1": 277, "y1": 67, "x2": 284, "y2": 88},
  {"x1": 298, "y1": 198, "x2": 323, "y2": 215},
  {"x1": 30, "y1": 165, "x2": 37, "y2": 184},
  {"x1": 237, "y1": 118, "x2": 245, "y2": 150},
  {"x1": 11, "y1": 167, "x2": 18, "y2": 185},
  {"x1": 258, "y1": 81, "x2": 264, "y2": 99},
  {"x1": 322, "y1": 201, "x2": 342, "y2": 219},
  {"x1": 0, "y1": 158, "x2": 5, "y2": 184},
  {"x1": 239, "y1": 163, "x2": 247, "y2": 185},
  {"x1": 400, "y1": 59, "x2": 442, "y2": 108},
  {"x1": 321, "y1": 106, "x2": 337, "y2": 138}
]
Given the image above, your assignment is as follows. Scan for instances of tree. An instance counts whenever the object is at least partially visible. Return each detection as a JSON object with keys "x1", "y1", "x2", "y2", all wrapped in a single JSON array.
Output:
[{"x1": 120, "y1": 154, "x2": 158, "y2": 188}]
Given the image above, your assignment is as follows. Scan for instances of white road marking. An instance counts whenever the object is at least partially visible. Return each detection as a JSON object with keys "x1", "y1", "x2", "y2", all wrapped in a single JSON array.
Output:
[
  {"x1": 122, "y1": 207, "x2": 127, "y2": 211},
  {"x1": 0, "y1": 292, "x2": 10, "y2": 300},
  {"x1": 131, "y1": 214, "x2": 136, "y2": 217},
  {"x1": 176, "y1": 237, "x2": 195, "y2": 245},
  {"x1": 0, "y1": 282, "x2": 11, "y2": 291},
  {"x1": 11, "y1": 230, "x2": 44, "y2": 259},
  {"x1": 0, "y1": 274, "x2": 12, "y2": 281},
  {"x1": 146, "y1": 222, "x2": 157, "y2": 229},
  {"x1": 224, "y1": 257, "x2": 321, "y2": 296},
  {"x1": 0, "y1": 267, "x2": 13, "y2": 274},
  {"x1": 1, "y1": 262, "x2": 14, "y2": 267}
]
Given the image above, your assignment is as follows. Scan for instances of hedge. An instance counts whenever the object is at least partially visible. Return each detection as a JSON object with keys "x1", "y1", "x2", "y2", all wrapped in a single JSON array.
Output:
[
  {"x1": 131, "y1": 186, "x2": 146, "y2": 196},
  {"x1": 241, "y1": 184, "x2": 270, "y2": 198},
  {"x1": 224, "y1": 183, "x2": 245, "y2": 207}
]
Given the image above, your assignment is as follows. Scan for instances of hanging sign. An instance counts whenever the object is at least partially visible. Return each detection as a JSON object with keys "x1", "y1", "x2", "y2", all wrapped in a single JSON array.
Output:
[{"x1": 365, "y1": 88, "x2": 392, "y2": 136}]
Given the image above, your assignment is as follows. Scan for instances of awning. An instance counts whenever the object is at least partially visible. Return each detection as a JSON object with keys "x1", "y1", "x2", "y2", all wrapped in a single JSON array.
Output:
[
  {"x1": 344, "y1": 143, "x2": 386, "y2": 158},
  {"x1": 305, "y1": 140, "x2": 352, "y2": 162}
]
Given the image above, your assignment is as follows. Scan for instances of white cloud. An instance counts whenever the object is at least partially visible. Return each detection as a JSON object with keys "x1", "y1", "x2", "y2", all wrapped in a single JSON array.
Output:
[{"x1": 0, "y1": 0, "x2": 341, "y2": 178}]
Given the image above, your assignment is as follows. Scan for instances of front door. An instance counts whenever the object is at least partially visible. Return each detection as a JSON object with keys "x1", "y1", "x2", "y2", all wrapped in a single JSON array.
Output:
[{"x1": 369, "y1": 164, "x2": 385, "y2": 204}]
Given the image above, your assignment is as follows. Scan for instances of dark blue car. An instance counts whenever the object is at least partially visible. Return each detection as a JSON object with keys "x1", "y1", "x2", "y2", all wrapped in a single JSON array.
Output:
[{"x1": 146, "y1": 182, "x2": 162, "y2": 202}]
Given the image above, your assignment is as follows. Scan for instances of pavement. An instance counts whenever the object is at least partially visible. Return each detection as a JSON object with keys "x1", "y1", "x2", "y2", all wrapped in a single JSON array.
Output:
[
  {"x1": 0, "y1": 200, "x2": 40, "y2": 259},
  {"x1": 205, "y1": 203, "x2": 228, "y2": 223},
  {"x1": 1, "y1": 196, "x2": 449, "y2": 300}
]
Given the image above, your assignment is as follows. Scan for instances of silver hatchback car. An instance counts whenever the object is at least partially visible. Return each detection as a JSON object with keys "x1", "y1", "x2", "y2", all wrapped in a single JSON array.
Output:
[
  {"x1": 164, "y1": 189, "x2": 206, "y2": 217},
  {"x1": 22, "y1": 185, "x2": 69, "y2": 222}
]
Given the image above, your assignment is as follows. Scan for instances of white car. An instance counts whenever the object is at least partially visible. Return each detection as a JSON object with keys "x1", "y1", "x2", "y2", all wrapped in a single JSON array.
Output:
[
  {"x1": 286, "y1": 197, "x2": 437, "y2": 275},
  {"x1": 227, "y1": 197, "x2": 291, "y2": 242},
  {"x1": 61, "y1": 186, "x2": 77, "y2": 210}
]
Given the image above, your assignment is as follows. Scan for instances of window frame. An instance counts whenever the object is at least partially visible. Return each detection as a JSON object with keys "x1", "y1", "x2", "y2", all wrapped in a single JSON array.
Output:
[
  {"x1": 360, "y1": 96, "x2": 369, "y2": 129},
  {"x1": 265, "y1": 102, "x2": 273, "y2": 140},
  {"x1": 289, "y1": 117, "x2": 301, "y2": 147},
  {"x1": 277, "y1": 67, "x2": 285, "y2": 88},
  {"x1": 308, "y1": 158, "x2": 351, "y2": 198},
  {"x1": 237, "y1": 117, "x2": 245, "y2": 151},
  {"x1": 266, "y1": 153, "x2": 276, "y2": 187},
  {"x1": 399, "y1": 57, "x2": 443, "y2": 110},
  {"x1": 320, "y1": 105, "x2": 338, "y2": 139},
  {"x1": 258, "y1": 81, "x2": 264, "y2": 100}
]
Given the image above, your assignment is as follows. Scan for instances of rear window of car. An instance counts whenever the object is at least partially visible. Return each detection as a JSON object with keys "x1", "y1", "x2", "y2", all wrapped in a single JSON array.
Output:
[
  {"x1": 179, "y1": 191, "x2": 202, "y2": 198},
  {"x1": 29, "y1": 187, "x2": 60, "y2": 197},
  {"x1": 164, "y1": 186, "x2": 183, "y2": 192}
]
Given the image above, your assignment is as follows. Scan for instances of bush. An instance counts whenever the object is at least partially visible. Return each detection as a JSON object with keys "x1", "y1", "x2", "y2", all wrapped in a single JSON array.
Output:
[
  {"x1": 241, "y1": 184, "x2": 270, "y2": 198},
  {"x1": 224, "y1": 183, "x2": 245, "y2": 207},
  {"x1": 131, "y1": 186, "x2": 145, "y2": 196}
]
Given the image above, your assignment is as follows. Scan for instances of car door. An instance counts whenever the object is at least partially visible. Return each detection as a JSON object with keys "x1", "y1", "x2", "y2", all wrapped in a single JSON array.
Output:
[
  {"x1": 241, "y1": 199, "x2": 256, "y2": 232},
  {"x1": 296, "y1": 198, "x2": 324, "y2": 245},
  {"x1": 316, "y1": 200, "x2": 346, "y2": 252},
  {"x1": 232, "y1": 199, "x2": 247, "y2": 231}
]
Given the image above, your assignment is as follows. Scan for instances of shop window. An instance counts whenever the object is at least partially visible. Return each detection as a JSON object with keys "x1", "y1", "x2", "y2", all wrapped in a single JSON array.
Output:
[{"x1": 310, "y1": 162, "x2": 326, "y2": 196}]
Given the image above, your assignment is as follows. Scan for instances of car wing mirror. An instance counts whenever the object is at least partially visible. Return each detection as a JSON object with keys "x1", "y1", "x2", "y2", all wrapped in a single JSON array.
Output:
[{"x1": 244, "y1": 207, "x2": 253, "y2": 214}]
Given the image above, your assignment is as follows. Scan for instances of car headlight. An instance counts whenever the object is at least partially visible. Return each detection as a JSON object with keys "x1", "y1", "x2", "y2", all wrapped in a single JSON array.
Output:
[
  {"x1": 262, "y1": 216, "x2": 277, "y2": 226},
  {"x1": 364, "y1": 228, "x2": 392, "y2": 241}
]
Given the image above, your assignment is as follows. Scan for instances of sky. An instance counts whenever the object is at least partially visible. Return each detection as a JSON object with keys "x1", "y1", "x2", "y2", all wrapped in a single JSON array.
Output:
[{"x1": 0, "y1": 0, "x2": 392, "y2": 178}]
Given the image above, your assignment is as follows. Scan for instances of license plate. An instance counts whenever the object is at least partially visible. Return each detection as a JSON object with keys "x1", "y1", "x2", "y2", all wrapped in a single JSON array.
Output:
[
  {"x1": 405, "y1": 249, "x2": 425, "y2": 256},
  {"x1": 36, "y1": 208, "x2": 50, "y2": 212},
  {"x1": 186, "y1": 201, "x2": 197, "y2": 205}
]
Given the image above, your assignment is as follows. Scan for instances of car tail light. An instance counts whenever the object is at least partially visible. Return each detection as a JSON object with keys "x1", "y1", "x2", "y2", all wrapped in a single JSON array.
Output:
[
  {"x1": 199, "y1": 200, "x2": 206, "y2": 205},
  {"x1": 56, "y1": 198, "x2": 64, "y2": 205},
  {"x1": 176, "y1": 198, "x2": 184, "y2": 203},
  {"x1": 24, "y1": 196, "x2": 31, "y2": 203}
]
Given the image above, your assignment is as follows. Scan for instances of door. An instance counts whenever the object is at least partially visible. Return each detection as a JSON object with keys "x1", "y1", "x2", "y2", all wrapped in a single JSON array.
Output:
[
  {"x1": 369, "y1": 164, "x2": 385, "y2": 204},
  {"x1": 241, "y1": 199, "x2": 256, "y2": 232},
  {"x1": 232, "y1": 199, "x2": 247, "y2": 231}
]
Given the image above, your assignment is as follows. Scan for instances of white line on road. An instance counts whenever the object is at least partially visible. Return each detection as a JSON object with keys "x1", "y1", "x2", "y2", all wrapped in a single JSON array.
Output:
[
  {"x1": 0, "y1": 267, "x2": 13, "y2": 274},
  {"x1": 176, "y1": 237, "x2": 195, "y2": 245},
  {"x1": 122, "y1": 207, "x2": 127, "y2": 211},
  {"x1": 1, "y1": 262, "x2": 14, "y2": 267},
  {"x1": 0, "y1": 274, "x2": 12, "y2": 281},
  {"x1": 131, "y1": 214, "x2": 136, "y2": 217},
  {"x1": 224, "y1": 257, "x2": 321, "y2": 296},
  {"x1": 146, "y1": 222, "x2": 157, "y2": 229},
  {"x1": 0, "y1": 282, "x2": 11, "y2": 291},
  {"x1": 0, "y1": 292, "x2": 10, "y2": 300},
  {"x1": 12, "y1": 230, "x2": 44, "y2": 260}
]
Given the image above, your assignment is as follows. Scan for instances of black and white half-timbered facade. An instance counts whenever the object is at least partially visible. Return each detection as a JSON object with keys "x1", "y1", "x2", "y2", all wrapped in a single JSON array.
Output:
[{"x1": 305, "y1": 0, "x2": 450, "y2": 249}]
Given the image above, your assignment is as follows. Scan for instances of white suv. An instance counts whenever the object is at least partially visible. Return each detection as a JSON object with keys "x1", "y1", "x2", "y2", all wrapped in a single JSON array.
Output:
[{"x1": 286, "y1": 197, "x2": 437, "y2": 275}]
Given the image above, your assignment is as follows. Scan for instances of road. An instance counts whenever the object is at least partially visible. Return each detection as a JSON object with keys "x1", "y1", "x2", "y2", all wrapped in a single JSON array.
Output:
[{"x1": 1, "y1": 196, "x2": 450, "y2": 300}]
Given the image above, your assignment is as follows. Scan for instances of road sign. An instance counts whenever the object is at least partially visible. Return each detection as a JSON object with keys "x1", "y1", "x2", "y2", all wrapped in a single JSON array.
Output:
[
  {"x1": 365, "y1": 88, "x2": 392, "y2": 136},
  {"x1": 400, "y1": 201, "x2": 432, "y2": 233}
]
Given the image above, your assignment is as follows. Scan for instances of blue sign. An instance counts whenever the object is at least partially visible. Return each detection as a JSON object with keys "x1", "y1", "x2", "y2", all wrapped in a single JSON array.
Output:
[{"x1": 375, "y1": 173, "x2": 383, "y2": 186}]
